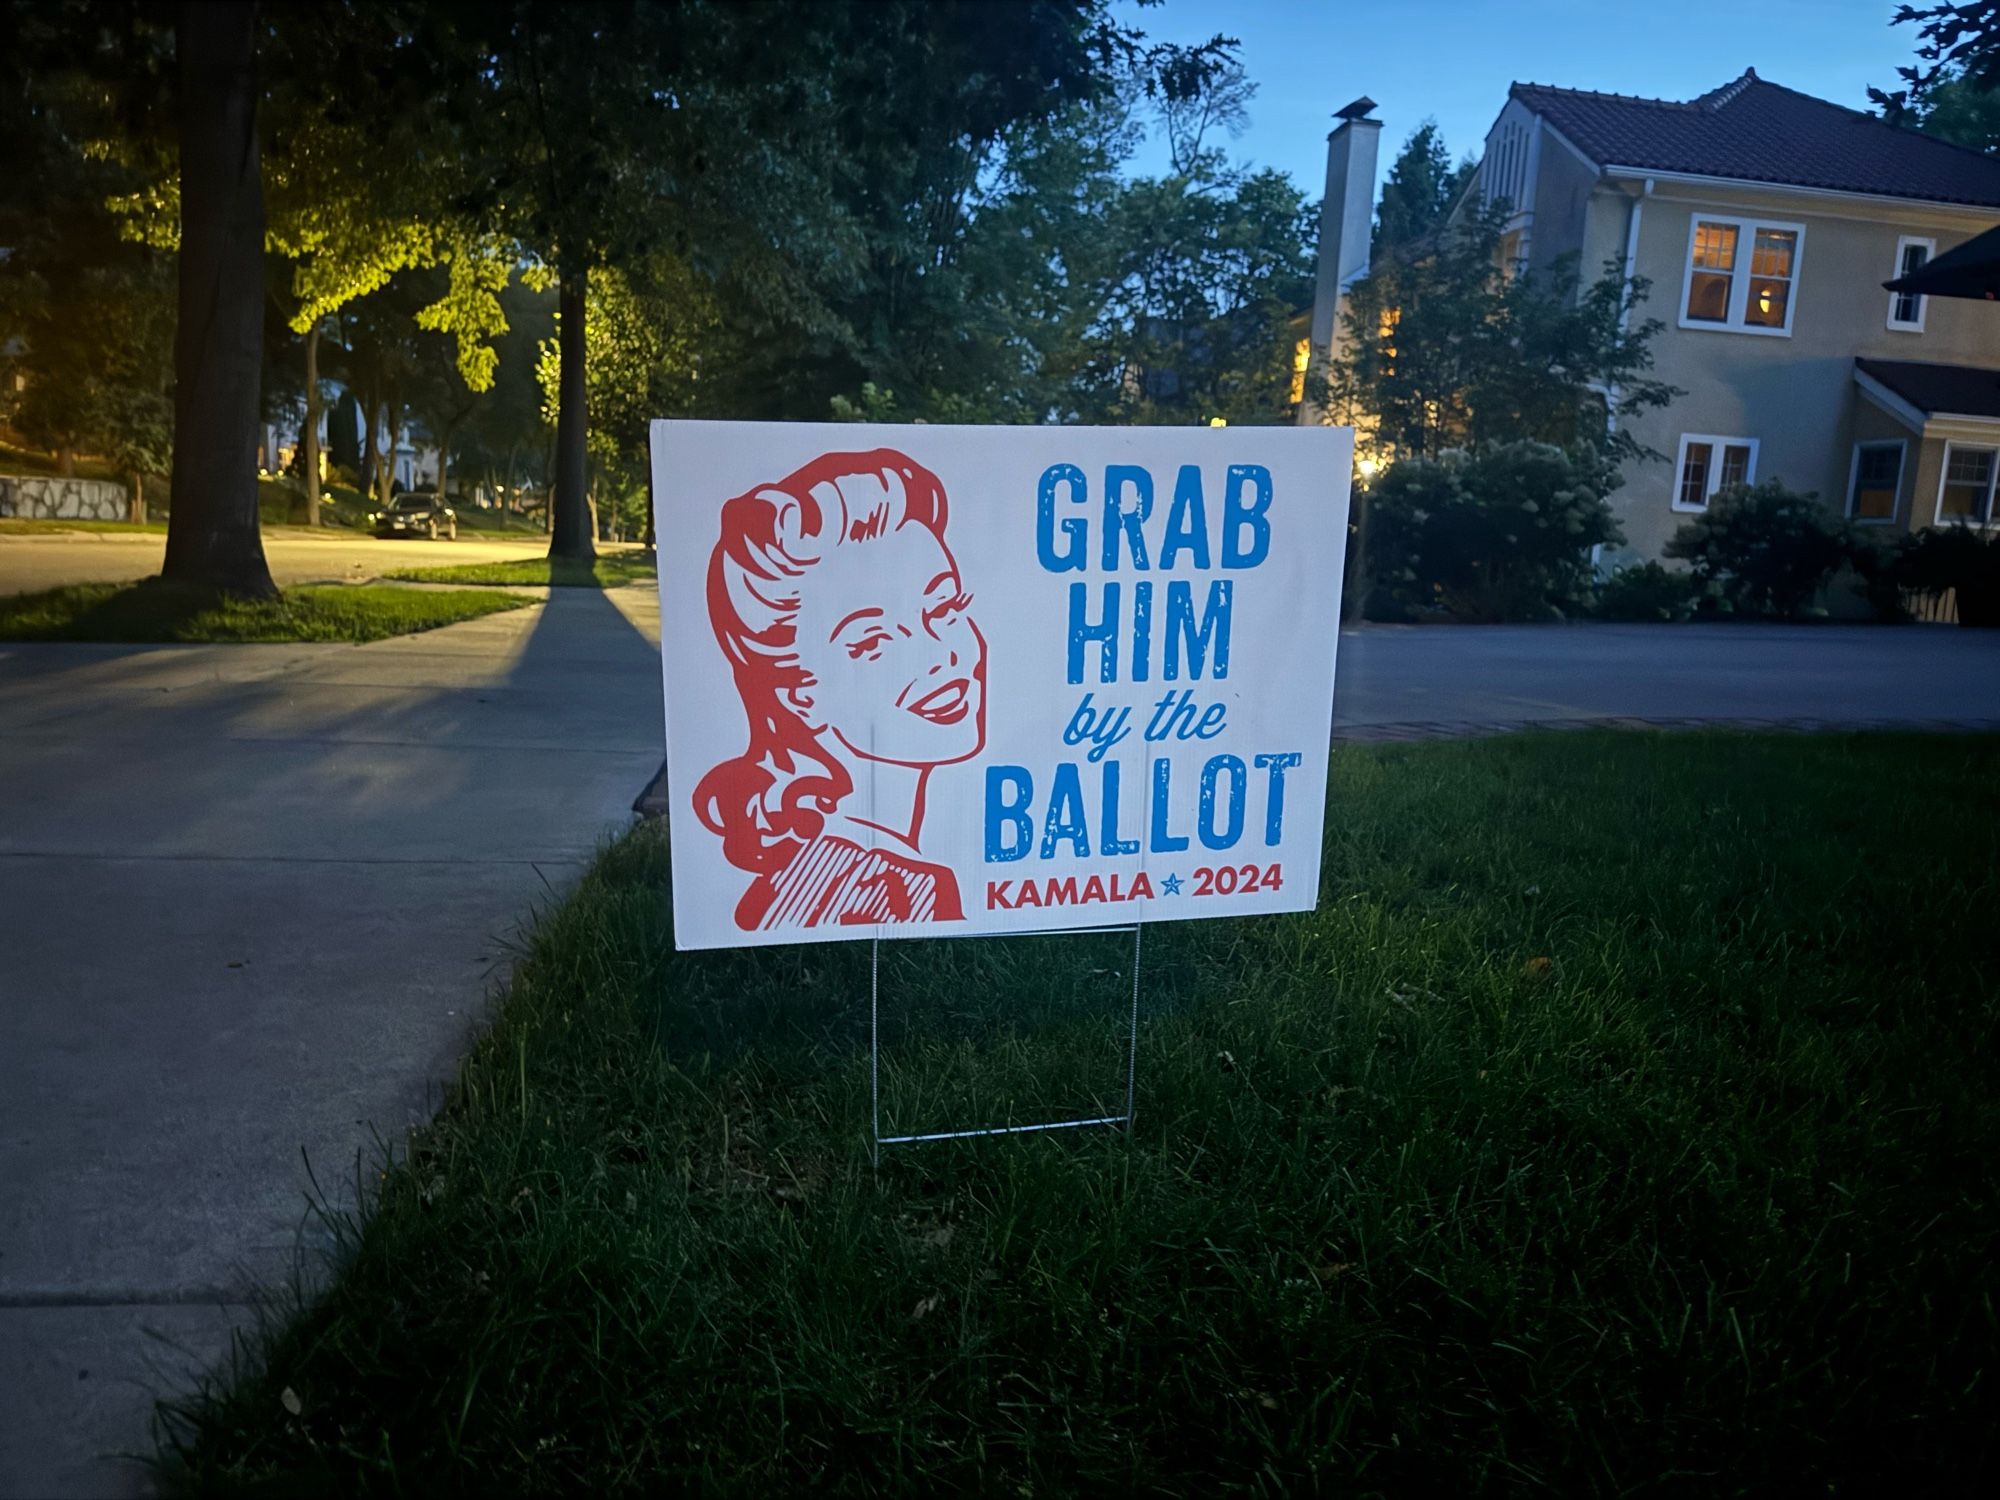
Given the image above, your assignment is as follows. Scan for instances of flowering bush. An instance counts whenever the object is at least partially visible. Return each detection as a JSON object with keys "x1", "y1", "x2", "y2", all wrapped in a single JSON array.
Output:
[
  {"x1": 1664, "y1": 481, "x2": 1862, "y2": 618},
  {"x1": 1365, "y1": 442, "x2": 1621, "y2": 622}
]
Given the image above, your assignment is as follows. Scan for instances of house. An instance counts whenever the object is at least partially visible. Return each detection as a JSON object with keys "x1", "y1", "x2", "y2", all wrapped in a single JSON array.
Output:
[{"x1": 1304, "y1": 71, "x2": 2000, "y2": 570}]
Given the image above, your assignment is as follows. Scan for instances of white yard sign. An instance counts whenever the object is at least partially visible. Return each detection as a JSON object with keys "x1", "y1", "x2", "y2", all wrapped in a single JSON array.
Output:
[{"x1": 652, "y1": 421, "x2": 1352, "y2": 951}]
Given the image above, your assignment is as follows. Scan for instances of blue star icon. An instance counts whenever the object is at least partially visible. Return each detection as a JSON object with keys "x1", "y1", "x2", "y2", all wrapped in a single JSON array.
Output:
[{"x1": 1160, "y1": 873, "x2": 1184, "y2": 896}]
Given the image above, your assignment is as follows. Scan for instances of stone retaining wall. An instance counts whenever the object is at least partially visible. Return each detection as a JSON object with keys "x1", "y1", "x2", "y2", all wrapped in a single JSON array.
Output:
[{"x1": 0, "y1": 475, "x2": 130, "y2": 521}]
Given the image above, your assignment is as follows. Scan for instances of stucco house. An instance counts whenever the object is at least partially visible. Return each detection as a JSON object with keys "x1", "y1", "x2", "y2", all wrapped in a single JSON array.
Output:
[{"x1": 1305, "y1": 72, "x2": 2000, "y2": 570}]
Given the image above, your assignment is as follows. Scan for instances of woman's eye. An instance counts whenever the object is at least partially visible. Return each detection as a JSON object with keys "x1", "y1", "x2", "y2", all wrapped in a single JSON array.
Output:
[
  {"x1": 924, "y1": 590, "x2": 973, "y2": 627},
  {"x1": 845, "y1": 631, "x2": 890, "y2": 660}
]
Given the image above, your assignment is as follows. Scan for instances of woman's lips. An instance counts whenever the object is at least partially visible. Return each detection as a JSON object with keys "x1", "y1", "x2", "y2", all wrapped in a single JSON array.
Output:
[{"x1": 906, "y1": 678, "x2": 972, "y2": 725}]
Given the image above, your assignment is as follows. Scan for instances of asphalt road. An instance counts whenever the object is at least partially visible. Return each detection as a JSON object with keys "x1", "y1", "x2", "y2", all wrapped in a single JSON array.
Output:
[
  {"x1": 0, "y1": 527, "x2": 554, "y2": 595},
  {"x1": 1333, "y1": 621, "x2": 2000, "y2": 728}
]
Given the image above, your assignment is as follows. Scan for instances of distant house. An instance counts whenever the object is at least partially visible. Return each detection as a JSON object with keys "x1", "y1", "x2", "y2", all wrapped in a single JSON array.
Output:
[{"x1": 1305, "y1": 72, "x2": 2000, "y2": 568}]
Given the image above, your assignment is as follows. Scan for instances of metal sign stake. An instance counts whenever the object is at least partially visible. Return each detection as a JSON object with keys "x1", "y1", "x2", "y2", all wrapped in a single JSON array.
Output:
[{"x1": 871, "y1": 923, "x2": 1144, "y2": 1167}]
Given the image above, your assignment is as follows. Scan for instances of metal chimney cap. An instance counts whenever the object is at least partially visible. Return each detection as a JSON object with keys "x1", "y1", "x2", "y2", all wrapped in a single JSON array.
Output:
[{"x1": 1334, "y1": 96, "x2": 1378, "y2": 121}]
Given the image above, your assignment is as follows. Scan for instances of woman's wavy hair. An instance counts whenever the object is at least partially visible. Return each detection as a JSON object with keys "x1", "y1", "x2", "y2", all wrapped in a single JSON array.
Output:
[{"x1": 694, "y1": 449, "x2": 949, "y2": 876}]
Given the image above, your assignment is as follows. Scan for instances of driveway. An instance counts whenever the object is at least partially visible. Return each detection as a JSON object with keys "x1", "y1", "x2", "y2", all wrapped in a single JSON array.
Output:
[
  {"x1": 0, "y1": 528, "x2": 555, "y2": 595},
  {"x1": 0, "y1": 587, "x2": 664, "y2": 1498}
]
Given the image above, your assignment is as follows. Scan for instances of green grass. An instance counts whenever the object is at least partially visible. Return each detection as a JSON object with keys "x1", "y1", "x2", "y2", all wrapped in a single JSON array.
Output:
[
  {"x1": 0, "y1": 580, "x2": 532, "y2": 643},
  {"x1": 455, "y1": 504, "x2": 547, "y2": 534},
  {"x1": 0, "y1": 516, "x2": 167, "y2": 535},
  {"x1": 159, "y1": 733, "x2": 2000, "y2": 1494},
  {"x1": 383, "y1": 551, "x2": 657, "y2": 588}
]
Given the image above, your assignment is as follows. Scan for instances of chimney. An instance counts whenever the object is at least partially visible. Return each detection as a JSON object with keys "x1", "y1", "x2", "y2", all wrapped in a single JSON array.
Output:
[{"x1": 1298, "y1": 96, "x2": 1382, "y2": 424}]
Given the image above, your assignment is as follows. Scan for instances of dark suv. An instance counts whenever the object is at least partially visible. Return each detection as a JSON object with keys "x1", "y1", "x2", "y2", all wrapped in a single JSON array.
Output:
[{"x1": 372, "y1": 493, "x2": 458, "y2": 540}]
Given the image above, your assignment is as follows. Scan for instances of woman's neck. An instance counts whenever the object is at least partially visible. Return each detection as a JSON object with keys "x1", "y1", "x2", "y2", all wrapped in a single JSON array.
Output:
[{"x1": 822, "y1": 732, "x2": 929, "y2": 853}]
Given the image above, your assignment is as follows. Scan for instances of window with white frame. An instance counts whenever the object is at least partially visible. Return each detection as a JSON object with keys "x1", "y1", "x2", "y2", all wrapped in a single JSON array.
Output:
[
  {"x1": 1936, "y1": 443, "x2": 1997, "y2": 524},
  {"x1": 1847, "y1": 441, "x2": 1905, "y2": 523},
  {"x1": 1889, "y1": 236, "x2": 1934, "y2": 331},
  {"x1": 1680, "y1": 214, "x2": 1803, "y2": 335},
  {"x1": 1673, "y1": 433, "x2": 1758, "y2": 512}
]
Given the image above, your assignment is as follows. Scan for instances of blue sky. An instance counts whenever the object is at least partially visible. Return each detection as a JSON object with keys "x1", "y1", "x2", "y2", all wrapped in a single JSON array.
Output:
[{"x1": 1116, "y1": 0, "x2": 1926, "y2": 194}]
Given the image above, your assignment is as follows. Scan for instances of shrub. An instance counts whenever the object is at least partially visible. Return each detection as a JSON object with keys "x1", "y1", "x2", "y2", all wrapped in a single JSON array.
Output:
[
  {"x1": 1593, "y1": 561, "x2": 1701, "y2": 622},
  {"x1": 1893, "y1": 523, "x2": 2000, "y2": 627},
  {"x1": 1366, "y1": 442, "x2": 1622, "y2": 622},
  {"x1": 1664, "y1": 481, "x2": 1861, "y2": 618}
]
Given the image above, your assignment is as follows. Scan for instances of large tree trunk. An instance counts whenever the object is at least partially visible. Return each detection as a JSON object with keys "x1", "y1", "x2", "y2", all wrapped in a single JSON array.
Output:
[
  {"x1": 162, "y1": 0, "x2": 275, "y2": 598},
  {"x1": 370, "y1": 398, "x2": 391, "y2": 507},
  {"x1": 434, "y1": 420, "x2": 454, "y2": 500},
  {"x1": 356, "y1": 388, "x2": 377, "y2": 496},
  {"x1": 302, "y1": 320, "x2": 321, "y2": 526},
  {"x1": 549, "y1": 266, "x2": 595, "y2": 560}
]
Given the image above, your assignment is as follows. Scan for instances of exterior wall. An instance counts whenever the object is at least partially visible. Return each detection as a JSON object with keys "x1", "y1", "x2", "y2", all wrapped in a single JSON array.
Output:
[
  {"x1": 1605, "y1": 180, "x2": 2000, "y2": 564},
  {"x1": 1910, "y1": 434, "x2": 1951, "y2": 533},
  {"x1": 1525, "y1": 126, "x2": 1600, "y2": 284},
  {"x1": 0, "y1": 475, "x2": 128, "y2": 521}
]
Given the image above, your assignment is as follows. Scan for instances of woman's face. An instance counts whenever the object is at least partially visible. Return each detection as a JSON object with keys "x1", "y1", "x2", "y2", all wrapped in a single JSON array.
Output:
[{"x1": 789, "y1": 519, "x2": 986, "y2": 766}]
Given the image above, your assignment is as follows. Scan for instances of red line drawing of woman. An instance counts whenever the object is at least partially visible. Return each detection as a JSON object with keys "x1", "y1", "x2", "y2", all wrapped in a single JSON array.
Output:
[{"x1": 694, "y1": 449, "x2": 987, "y2": 932}]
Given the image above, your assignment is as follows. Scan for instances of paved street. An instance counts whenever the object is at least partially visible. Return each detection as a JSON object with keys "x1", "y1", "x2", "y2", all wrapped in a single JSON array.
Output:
[
  {"x1": 2, "y1": 592, "x2": 1996, "y2": 1496},
  {"x1": 1332, "y1": 622, "x2": 2000, "y2": 729},
  {"x1": 0, "y1": 587, "x2": 664, "y2": 1497},
  {"x1": 0, "y1": 527, "x2": 553, "y2": 596}
]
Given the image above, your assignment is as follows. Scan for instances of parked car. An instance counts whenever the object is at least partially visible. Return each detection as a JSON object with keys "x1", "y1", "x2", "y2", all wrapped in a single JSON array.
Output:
[{"x1": 371, "y1": 493, "x2": 457, "y2": 540}]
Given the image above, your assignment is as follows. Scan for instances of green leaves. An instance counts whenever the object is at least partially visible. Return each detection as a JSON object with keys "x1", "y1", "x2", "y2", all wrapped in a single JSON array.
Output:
[{"x1": 1334, "y1": 192, "x2": 1680, "y2": 466}]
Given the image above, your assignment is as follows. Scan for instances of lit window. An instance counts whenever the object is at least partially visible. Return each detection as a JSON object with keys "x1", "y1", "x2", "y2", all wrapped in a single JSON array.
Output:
[
  {"x1": 1937, "y1": 444, "x2": 1997, "y2": 524},
  {"x1": 1744, "y1": 229, "x2": 1797, "y2": 328},
  {"x1": 1674, "y1": 433, "x2": 1758, "y2": 512},
  {"x1": 1889, "y1": 236, "x2": 1934, "y2": 331},
  {"x1": 1686, "y1": 222, "x2": 1737, "y2": 322},
  {"x1": 1289, "y1": 337, "x2": 1310, "y2": 407},
  {"x1": 1681, "y1": 214, "x2": 1805, "y2": 334},
  {"x1": 1847, "y1": 441, "x2": 1904, "y2": 523}
]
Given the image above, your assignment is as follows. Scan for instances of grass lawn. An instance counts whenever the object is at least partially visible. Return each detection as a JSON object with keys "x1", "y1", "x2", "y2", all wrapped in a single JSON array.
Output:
[
  {"x1": 0, "y1": 580, "x2": 532, "y2": 643},
  {"x1": 384, "y1": 551, "x2": 657, "y2": 588},
  {"x1": 0, "y1": 516, "x2": 167, "y2": 535},
  {"x1": 160, "y1": 733, "x2": 2000, "y2": 1494}
]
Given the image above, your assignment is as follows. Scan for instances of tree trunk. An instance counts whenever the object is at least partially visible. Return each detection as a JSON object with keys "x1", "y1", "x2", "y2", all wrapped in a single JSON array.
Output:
[
  {"x1": 302, "y1": 320, "x2": 321, "y2": 526},
  {"x1": 1343, "y1": 488, "x2": 1371, "y2": 624},
  {"x1": 371, "y1": 399, "x2": 391, "y2": 507},
  {"x1": 434, "y1": 420, "x2": 454, "y2": 500},
  {"x1": 357, "y1": 388, "x2": 377, "y2": 496},
  {"x1": 128, "y1": 471, "x2": 145, "y2": 526},
  {"x1": 57, "y1": 445, "x2": 75, "y2": 478},
  {"x1": 643, "y1": 457, "x2": 656, "y2": 550},
  {"x1": 162, "y1": 0, "x2": 275, "y2": 598},
  {"x1": 380, "y1": 406, "x2": 403, "y2": 505},
  {"x1": 549, "y1": 265, "x2": 595, "y2": 560}
]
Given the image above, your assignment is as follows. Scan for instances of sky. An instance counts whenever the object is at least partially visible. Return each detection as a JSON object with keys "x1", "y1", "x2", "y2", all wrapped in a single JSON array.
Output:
[{"x1": 1114, "y1": 0, "x2": 1928, "y2": 194}]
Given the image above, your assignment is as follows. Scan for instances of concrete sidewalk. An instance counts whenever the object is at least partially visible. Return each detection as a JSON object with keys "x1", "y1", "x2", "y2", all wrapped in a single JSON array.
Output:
[{"x1": 0, "y1": 587, "x2": 663, "y2": 1497}]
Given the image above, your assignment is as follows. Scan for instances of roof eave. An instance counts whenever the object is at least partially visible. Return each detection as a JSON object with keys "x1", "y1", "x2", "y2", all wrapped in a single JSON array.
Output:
[{"x1": 1603, "y1": 165, "x2": 2000, "y2": 219}]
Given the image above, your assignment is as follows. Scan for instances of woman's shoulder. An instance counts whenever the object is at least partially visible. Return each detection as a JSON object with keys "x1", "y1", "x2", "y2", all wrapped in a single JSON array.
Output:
[{"x1": 741, "y1": 834, "x2": 963, "y2": 929}]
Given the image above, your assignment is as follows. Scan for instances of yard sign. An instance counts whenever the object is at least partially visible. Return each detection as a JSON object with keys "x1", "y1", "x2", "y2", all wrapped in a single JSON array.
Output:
[{"x1": 651, "y1": 421, "x2": 1352, "y2": 951}]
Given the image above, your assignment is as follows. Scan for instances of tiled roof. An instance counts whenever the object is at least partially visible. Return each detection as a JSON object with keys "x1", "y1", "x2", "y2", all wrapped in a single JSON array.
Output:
[
  {"x1": 1510, "y1": 69, "x2": 2000, "y2": 211},
  {"x1": 1856, "y1": 358, "x2": 2000, "y2": 420}
]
